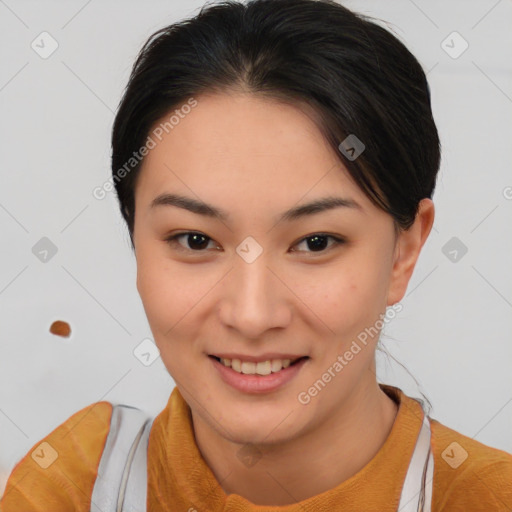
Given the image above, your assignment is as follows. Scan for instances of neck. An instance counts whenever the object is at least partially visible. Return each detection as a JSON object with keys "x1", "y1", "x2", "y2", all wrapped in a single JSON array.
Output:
[{"x1": 191, "y1": 380, "x2": 399, "y2": 506}]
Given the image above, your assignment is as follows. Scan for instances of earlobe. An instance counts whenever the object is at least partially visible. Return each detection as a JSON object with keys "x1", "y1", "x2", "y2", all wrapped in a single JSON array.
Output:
[{"x1": 386, "y1": 199, "x2": 435, "y2": 306}]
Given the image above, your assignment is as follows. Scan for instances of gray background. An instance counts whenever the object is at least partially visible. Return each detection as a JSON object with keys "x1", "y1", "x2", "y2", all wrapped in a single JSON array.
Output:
[{"x1": 1, "y1": 0, "x2": 511, "y2": 498}]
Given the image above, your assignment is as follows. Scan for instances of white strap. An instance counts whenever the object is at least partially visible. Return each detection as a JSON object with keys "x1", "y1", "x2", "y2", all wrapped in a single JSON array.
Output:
[
  {"x1": 91, "y1": 402, "x2": 432, "y2": 512},
  {"x1": 397, "y1": 413, "x2": 434, "y2": 512},
  {"x1": 90, "y1": 404, "x2": 152, "y2": 512},
  {"x1": 121, "y1": 416, "x2": 154, "y2": 511}
]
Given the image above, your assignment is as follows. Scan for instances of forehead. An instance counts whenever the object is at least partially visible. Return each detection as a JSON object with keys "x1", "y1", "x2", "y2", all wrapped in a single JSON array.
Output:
[
  {"x1": 145, "y1": 92, "x2": 333, "y2": 165},
  {"x1": 135, "y1": 92, "x2": 371, "y2": 211}
]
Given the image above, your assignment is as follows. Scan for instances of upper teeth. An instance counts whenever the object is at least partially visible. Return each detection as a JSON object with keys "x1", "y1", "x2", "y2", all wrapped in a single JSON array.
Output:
[{"x1": 219, "y1": 358, "x2": 295, "y2": 375}]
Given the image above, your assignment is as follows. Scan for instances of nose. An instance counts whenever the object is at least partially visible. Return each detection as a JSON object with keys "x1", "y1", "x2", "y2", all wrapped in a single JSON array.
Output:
[{"x1": 218, "y1": 249, "x2": 291, "y2": 340}]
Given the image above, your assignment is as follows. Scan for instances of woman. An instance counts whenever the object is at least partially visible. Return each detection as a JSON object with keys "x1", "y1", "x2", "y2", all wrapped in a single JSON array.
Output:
[{"x1": 1, "y1": 0, "x2": 511, "y2": 510}]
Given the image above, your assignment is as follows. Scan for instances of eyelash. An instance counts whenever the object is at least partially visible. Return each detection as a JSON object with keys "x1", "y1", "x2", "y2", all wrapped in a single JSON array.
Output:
[{"x1": 164, "y1": 231, "x2": 346, "y2": 256}]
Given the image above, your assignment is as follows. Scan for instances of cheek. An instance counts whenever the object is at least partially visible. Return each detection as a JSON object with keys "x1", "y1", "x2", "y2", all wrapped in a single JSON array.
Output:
[
  {"x1": 298, "y1": 254, "x2": 391, "y2": 339},
  {"x1": 136, "y1": 245, "x2": 191, "y2": 337},
  {"x1": 136, "y1": 253, "x2": 201, "y2": 379},
  {"x1": 136, "y1": 244, "x2": 219, "y2": 343}
]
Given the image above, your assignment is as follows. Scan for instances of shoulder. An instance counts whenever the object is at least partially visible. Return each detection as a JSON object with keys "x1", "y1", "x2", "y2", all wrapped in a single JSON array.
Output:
[
  {"x1": 430, "y1": 418, "x2": 512, "y2": 510},
  {"x1": 0, "y1": 401, "x2": 113, "y2": 512}
]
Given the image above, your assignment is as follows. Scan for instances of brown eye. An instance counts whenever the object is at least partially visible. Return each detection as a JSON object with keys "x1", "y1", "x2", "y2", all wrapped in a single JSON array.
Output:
[
  {"x1": 292, "y1": 233, "x2": 345, "y2": 254},
  {"x1": 165, "y1": 231, "x2": 217, "y2": 252}
]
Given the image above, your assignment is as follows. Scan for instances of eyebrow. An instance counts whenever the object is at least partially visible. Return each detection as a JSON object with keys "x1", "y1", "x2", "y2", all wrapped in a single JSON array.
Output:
[{"x1": 150, "y1": 193, "x2": 362, "y2": 223}]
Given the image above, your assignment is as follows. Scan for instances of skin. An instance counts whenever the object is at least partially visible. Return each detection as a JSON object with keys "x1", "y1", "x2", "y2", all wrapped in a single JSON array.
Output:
[{"x1": 132, "y1": 91, "x2": 435, "y2": 506}]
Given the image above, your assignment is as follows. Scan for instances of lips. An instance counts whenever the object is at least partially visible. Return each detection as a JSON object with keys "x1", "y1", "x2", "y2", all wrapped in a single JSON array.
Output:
[{"x1": 209, "y1": 355, "x2": 309, "y2": 393}]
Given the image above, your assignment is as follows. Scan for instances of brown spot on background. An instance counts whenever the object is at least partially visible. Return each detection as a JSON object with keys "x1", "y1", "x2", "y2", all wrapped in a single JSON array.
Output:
[{"x1": 50, "y1": 320, "x2": 71, "y2": 338}]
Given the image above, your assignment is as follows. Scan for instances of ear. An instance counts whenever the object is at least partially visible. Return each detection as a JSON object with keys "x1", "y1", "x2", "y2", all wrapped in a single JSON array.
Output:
[{"x1": 386, "y1": 198, "x2": 435, "y2": 306}]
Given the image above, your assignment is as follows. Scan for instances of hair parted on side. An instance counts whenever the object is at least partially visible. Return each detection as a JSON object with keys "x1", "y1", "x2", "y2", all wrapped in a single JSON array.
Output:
[{"x1": 111, "y1": 0, "x2": 441, "y2": 247}]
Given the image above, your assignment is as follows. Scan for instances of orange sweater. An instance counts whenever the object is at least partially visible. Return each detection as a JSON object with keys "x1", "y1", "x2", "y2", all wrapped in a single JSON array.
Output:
[{"x1": 1, "y1": 384, "x2": 511, "y2": 511}]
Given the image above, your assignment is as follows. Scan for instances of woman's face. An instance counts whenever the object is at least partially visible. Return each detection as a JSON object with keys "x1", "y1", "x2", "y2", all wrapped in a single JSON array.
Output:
[{"x1": 133, "y1": 92, "x2": 410, "y2": 445}]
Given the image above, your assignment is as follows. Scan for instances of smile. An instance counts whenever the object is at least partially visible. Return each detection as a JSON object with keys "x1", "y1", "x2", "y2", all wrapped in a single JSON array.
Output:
[
  {"x1": 210, "y1": 356, "x2": 306, "y2": 375},
  {"x1": 209, "y1": 355, "x2": 310, "y2": 393}
]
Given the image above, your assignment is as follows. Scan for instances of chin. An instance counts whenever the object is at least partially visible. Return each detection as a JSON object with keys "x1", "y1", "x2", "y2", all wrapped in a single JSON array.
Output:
[{"x1": 209, "y1": 399, "x2": 305, "y2": 446}]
